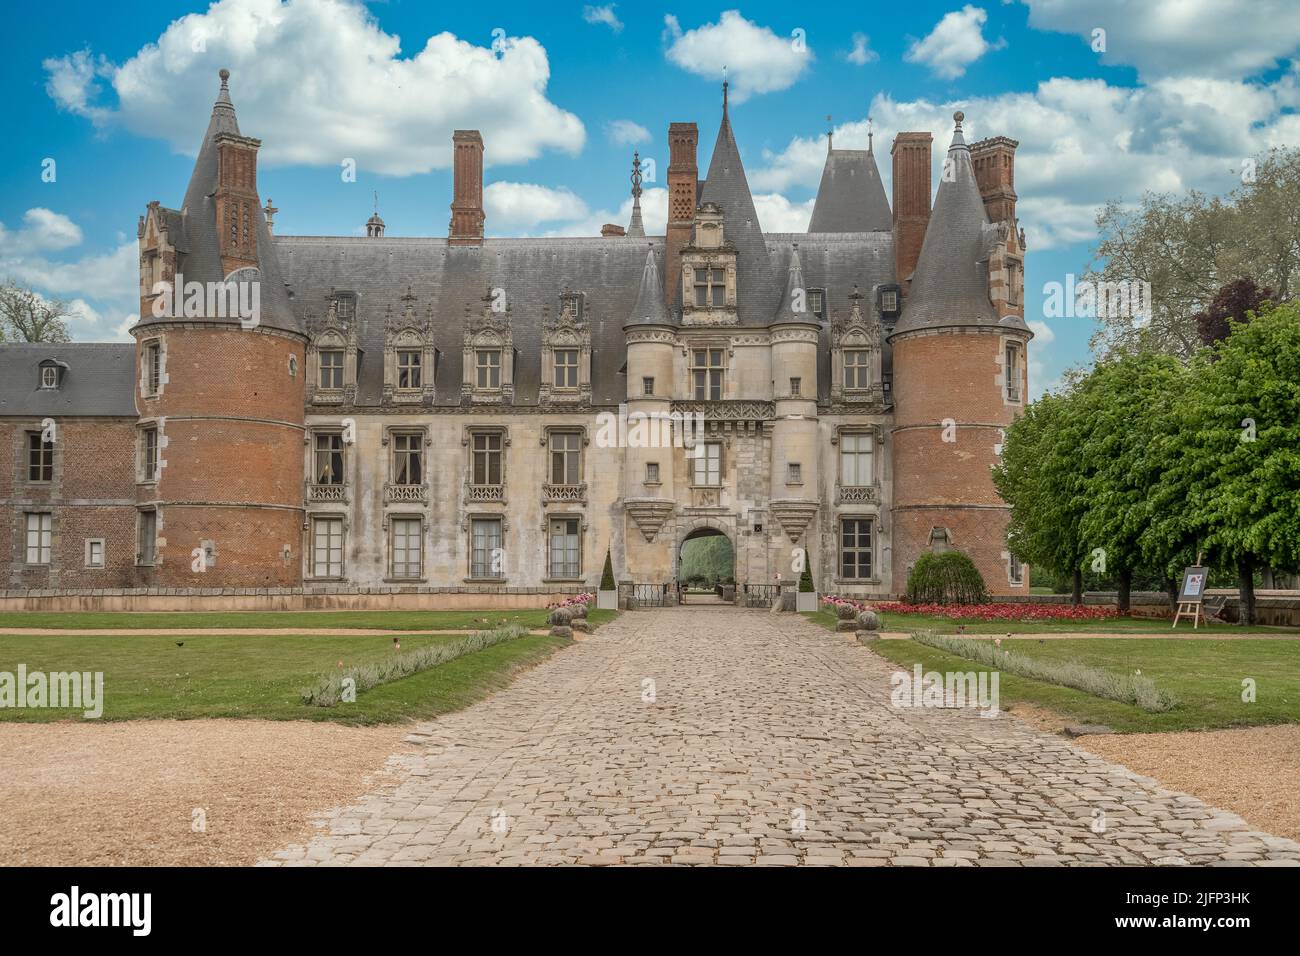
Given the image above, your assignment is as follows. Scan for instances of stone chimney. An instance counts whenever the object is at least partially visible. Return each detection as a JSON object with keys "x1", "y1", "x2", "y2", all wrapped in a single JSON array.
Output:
[
  {"x1": 449, "y1": 130, "x2": 485, "y2": 245},
  {"x1": 891, "y1": 131, "x2": 932, "y2": 291},
  {"x1": 601, "y1": 224, "x2": 626, "y2": 237},
  {"x1": 970, "y1": 136, "x2": 1019, "y2": 228},
  {"x1": 665, "y1": 122, "x2": 699, "y2": 303}
]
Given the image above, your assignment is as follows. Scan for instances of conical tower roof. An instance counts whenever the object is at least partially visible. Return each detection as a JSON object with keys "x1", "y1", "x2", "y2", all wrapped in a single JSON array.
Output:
[
  {"x1": 891, "y1": 112, "x2": 1024, "y2": 336},
  {"x1": 624, "y1": 246, "x2": 673, "y2": 328},
  {"x1": 808, "y1": 132, "x2": 892, "y2": 233},
  {"x1": 771, "y1": 243, "x2": 817, "y2": 325},
  {"x1": 626, "y1": 152, "x2": 646, "y2": 238}
]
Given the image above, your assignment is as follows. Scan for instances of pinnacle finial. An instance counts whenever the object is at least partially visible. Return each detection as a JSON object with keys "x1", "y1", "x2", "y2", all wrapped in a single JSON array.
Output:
[
  {"x1": 722, "y1": 67, "x2": 729, "y2": 114},
  {"x1": 826, "y1": 114, "x2": 833, "y2": 153},
  {"x1": 219, "y1": 68, "x2": 230, "y2": 88},
  {"x1": 953, "y1": 110, "x2": 965, "y2": 129},
  {"x1": 868, "y1": 117, "x2": 874, "y2": 152}
]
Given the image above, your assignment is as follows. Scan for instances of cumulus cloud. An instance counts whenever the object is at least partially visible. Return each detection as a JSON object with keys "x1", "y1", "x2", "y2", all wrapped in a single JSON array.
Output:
[
  {"x1": 1021, "y1": 0, "x2": 1300, "y2": 80},
  {"x1": 846, "y1": 33, "x2": 878, "y2": 66},
  {"x1": 1027, "y1": 319, "x2": 1056, "y2": 343},
  {"x1": 42, "y1": 0, "x2": 584, "y2": 176},
  {"x1": 905, "y1": 5, "x2": 1004, "y2": 80},
  {"x1": 607, "y1": 119, "x2": 651, "y2": 146},
  {"x1": 583, "y1": 4, "x2": 623, "y2": 33},
  {"x1": 0, "y1": 209, "x2": 84, "y2": 253},
  {"x1": 485, "y1": 182, "x2": 589, "y2": 230},
  {"x1": 663, "y1": 11, "x2": 813, "y2": 103},
  {"x1": 538, "y1": 187, "x2": 669, "y2": 238},
  {"x1": 752, "y1": 193, "x2": 815, "y2": 233}
]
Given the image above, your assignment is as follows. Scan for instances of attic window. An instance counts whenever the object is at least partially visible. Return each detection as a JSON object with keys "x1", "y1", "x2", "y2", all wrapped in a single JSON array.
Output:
[
  {"x1": 807, "y1": 289, "x2": 825, "y2": 320},
  {"x1": 40, "y1": 365, "x2": 58, "y2": 389},
  {"x1": 336, "y1": 293, "x2": 356, "y2": 323}
]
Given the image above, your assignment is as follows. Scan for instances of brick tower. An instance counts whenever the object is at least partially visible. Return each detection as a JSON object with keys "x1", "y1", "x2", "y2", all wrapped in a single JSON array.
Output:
[
  {"x1": 888, "y1": 112, "x2": 1030, "y2": 596},
  {"x1": 132, "y1": 69, "x2": 306, "y2": 587}
]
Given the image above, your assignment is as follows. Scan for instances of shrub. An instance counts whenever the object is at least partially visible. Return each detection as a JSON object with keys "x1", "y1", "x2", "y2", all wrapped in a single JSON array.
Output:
[
  {"x1": 905, "y1": 551, "x2": 989, "y2": 605},
  {"x1": 600, "y1": 550, "x2": 616, "y2": 591},
  {"x1": 799, "y1": 559, "x2": 815, "y2": 593},
  {"x1": 837, "y1": 603, "x2": 858, "y2": 621}
]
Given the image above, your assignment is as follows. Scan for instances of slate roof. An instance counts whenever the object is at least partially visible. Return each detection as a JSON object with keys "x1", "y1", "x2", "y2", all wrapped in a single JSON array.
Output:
[
  {"x1": 0, "y1": 343, "x2": 137, "y2": 417},
  {"x1": 891, "y1": 115, "x2": 1027, "y2": 336},
  {"x1": 808, "y1": 148, "x2": 893, "y2": 233},
  {"x1": 625, "y1": 246, "x2": 672, "y2": 328}
]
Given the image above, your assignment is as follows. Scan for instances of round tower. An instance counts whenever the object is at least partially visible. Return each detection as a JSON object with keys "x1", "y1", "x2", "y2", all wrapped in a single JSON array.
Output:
[
  {"x1": 133, "y1": 70, "x2": 306, "y2": 588},
  {"x1": 888, "y1": 112, "x2": 1031, "y2": 597}
]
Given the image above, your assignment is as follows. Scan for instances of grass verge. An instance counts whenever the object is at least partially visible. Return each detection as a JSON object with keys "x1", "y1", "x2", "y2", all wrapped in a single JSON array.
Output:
[
  {"x1": 800, "y1": 609, "x2": 1295, "y2": 635},
  {"x1": 0, "y1": 608, "x2": 617, "y2": 632}
]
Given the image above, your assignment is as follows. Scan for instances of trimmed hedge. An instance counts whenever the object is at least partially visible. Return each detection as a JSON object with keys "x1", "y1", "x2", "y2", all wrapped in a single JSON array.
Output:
[{"x1": 905, "y1": 551, "x2": 989, "y2": 605}]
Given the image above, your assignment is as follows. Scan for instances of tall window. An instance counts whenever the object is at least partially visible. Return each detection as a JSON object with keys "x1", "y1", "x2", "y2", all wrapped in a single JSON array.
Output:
[
  {"x1": 141, "y1": 427, "x2": 159, "y2": 482},
  {"x1": 1007, "y1": 261, "x2": 1021, "y2": 307},
  {"x1": 808, "y1": 289, "x2": 824, "y2": 319},
  {"x1": 840, "y1": 433, "x2": 874, "y2": 487},
  {"x1": 471, "y1": 518, "x2": 503, "y2": 578},
  {"x1": 844, "y1": 350, "x2": 871, "y2": 389},
  {"x1": 691, "y1": 349, "x2": 725, "y2": 401},
  {"x1": 335, "y1": 294, "x2": 356, "y2": 323},
  {"x1": 25, "y1": 513, "x2": 52, "y2": 565},
  {"x1": 27, "y1": 433, "x2": 53, "y2": 482},
  {"x1": 137, "y1": 510, "x2": 157, "y2": 566},
  {"x1": 554, "y1": 349, "x2": 579, "y2": 389},
  {"x1": 392, "y1": 433, "x2": 423, "y2": 485},
  {"x1": 145, "y1": 341, "x2": 162, "y2": 394},
  {"x1": 840, "y1": 518, "x2": 873, "y2": 580},
  {"x1": 472, "y1": 432, "x2": 503, "y2": 485},
  {"x1": 311, "y1": 516, "x2": 344, "y2": 577},
  {"x1": 549, "y1": 432, "x2": 581, "y2": 485},
  {"x1": 319, "y1": 350, "x2": 344, "y2": 389},
  {"x1": 643, "y1": 377, "x2": 655, "y2": 396},
  {"x1": 476, "y1": 349, "x2": 501, "y2": 389},
  {"x1": 85, "y1": 538, "x2": 105, "y2": 569},
  {"x1": 693, "y1": 442, "x2": 722, "y2": 486},
  {"x1": 397, "y1": 350, "x2": 422, "y2": 389},
  {"x1": 548, "y1": 517, "x2": 581, "y2": 578},
  {"x1": 1005, "y1": 343, "x2": 1022, "y2": 401},
  {"x1": 314, "y1": 433, "x2": 344, "y2": 485},
  {"x1": 880, "y1": 289, "x2": 899, "y2": 313},
  {"x1": 693, "y1": 267, "x2": 726, "y2": 307},
  {"x1": 1009, "y1": 553, "x2": 1024, "y2": 585},
  {"x1": 789, "y1": 377, "x2": 801, "y2": 397},
  {"x1": 390, "y1": 517, "x2": 423, "y2": 579}
]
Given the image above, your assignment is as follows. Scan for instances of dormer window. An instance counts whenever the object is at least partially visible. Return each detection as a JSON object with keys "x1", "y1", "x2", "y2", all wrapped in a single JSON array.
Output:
[
  {"x1": 694, "y1": 268, "x2": 726, "y2": 307},
  {"x1": 40, "y1": 365, "x2": 58, "y2": 389},
  {"x1": 844, "y1": 351, "x2": 871, "y2": 389},
  {"x1": 554, "y1": 349, "x2": 579, "y2": 389},
  {"x1": 319, "y1": 350, "x2": 344, "y2": 389},
  {"x1": 335, "y1": 293, "x2": 356, "y2": 323},
  {"x1": 807, "y1": 289, "x2": 825, "y2": 320},
  {"x1": 397, "y1": 349, "x2": 422, "y2": 389},
  {"x1": 880, "y1": 289, "x2": 898, "y2": 314},
  {"x1": 476, "y1": 349, "x2": 501, "y2": 389}
]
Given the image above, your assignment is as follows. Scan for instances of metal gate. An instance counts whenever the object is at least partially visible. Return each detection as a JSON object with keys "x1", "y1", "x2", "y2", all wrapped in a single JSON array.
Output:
[
  {"x1": 622, "y1": 583, "x2": 673, "y2": 608},
  {"x1": 741, "y1": 584, "x2": 780, "y2": 608}
]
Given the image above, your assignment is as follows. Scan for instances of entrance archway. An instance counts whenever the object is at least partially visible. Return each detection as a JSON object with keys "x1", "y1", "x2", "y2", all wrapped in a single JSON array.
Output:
[{"x1": 677, "y1": 525, "x2": 735, "y2": 604}]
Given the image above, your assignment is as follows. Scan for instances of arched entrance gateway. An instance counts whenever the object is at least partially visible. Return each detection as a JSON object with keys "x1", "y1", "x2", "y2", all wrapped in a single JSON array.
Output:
[{"x1": 677, "y1": 525, "x2": 735, "y2": 604}]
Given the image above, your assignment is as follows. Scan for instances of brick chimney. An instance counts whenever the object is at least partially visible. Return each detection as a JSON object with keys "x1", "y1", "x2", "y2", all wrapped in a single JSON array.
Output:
[
  {"x1": 891, "y1": 131, "x2": 932, "y2": 291},
  {"x1": 601, "y1": 223, "x2": 626, "y2": 237},
  {"x1": 970, "y1": 136, "x2": 1019, "y2": 227},
  {"x1": 449, "y1": 130, "x2": 485, "y2": 245},
  {"x1": 665, "y1": 122, "x2": 698, "y2": 303}
]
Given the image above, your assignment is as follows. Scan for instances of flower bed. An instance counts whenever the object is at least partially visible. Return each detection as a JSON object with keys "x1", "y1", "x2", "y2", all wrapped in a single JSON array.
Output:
[
  {"x1": 874, "y1": 601, "x2": 1119, "y2": 621},
  {"x1": 548, "y1": 592, "x2": 594, "y2": 611}
]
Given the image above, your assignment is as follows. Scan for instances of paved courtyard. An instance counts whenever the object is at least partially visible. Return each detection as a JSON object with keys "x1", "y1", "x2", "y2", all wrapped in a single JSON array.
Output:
[{"x1": 265, "y1": 608, "x2": 1300, "y2": 866}]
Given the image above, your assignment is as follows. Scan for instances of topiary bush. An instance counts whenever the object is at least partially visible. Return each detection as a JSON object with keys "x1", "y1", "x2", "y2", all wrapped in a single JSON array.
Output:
[
  {"x1": 905, "y1": 551, "x2": 989, "y2": 605},
  {"x1": 600, "y1": 549, "x2": 616, "y2": 591},
  {"x1": 799, "y1": 558, "x2": 815, "y2": 593}
]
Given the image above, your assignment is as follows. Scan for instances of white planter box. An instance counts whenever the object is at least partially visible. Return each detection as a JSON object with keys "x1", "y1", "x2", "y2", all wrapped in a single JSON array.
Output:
[
  {"x1": 796, "y1": 591, "x2": 819, "y2": 613},
  {"x1": 597, "y1": 589, "x2": 618, "y2": 610}
]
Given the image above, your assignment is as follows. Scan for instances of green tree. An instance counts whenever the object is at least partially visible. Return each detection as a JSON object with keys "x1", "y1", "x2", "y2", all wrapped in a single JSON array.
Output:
[
  {"x1": 599, "y1": 549, "x2": 615, "y2": 591},
  {"x1": 0, "y1": 279, "x2": 74, "y2": 343}
]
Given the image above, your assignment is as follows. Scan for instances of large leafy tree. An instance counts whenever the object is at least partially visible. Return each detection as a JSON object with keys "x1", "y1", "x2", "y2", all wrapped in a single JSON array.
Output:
[
  {"x1": 1194, "y1": 277, "x2": 1273, "y2": 347},
  {"x1": 0, "y1": 279, "x2": 73, "y2": 343}
]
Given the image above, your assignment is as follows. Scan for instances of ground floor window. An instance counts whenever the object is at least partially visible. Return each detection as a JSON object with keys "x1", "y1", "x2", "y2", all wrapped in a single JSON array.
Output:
[
  {"x1": 137, "y1": 510, "x2": 157, "y2": 566},
  {"x1": 390, "y1": 517, "x2": 423, "y2": 579},
  {"x1": 26, "y1": 512, "x2": 52, "y2": 565},
  {"x1": 471, "y1": 518, "x2": 503, "y2": 579},
  {"x1": 840, "y1": 518, "x2": 873, "y2": 580},
  {"x1": 1009, "y1": 553, "x2": 1024, "y2": 585},
  {"x1": 85, "y1": 538, "x2": 105, "y2": 569},
  {"x1": 311, "y1": 516, "x2": 344, "y2": 577},
  {"x1": 548, "y1": 517, "x2": 581, "y2": 578}
]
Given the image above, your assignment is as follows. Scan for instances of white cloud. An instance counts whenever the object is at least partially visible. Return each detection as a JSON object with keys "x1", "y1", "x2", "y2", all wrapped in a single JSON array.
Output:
[
  {"x1": 663, "y1": 11, "x2": 813, "y2": 103},
  {"x1": 905, "y1": 5, "x2": 1004, "y2": 80},
  {"x1": 583, "y1": 4, "x2": 623, "y2": 33},
  {"x1": 0, "y1": 209, "x2": 84, "y2": 253},
  {"x1": 485, "y1": 182, "x2": 589, "y2": 230},
  {"x1": 1021, "y1": 0, "x2": 1300, "y2": 80},
  {"x1": 538, "y1": 187, "x2": 669, "y2": 238},
  {"x1": 607, "y1": 119, "x2": 651, "y2": 146},
  {"x1": 42, "y1": 0, "x2": 584, "y2": 176},
  {"x1": 752, "y1": 193, "x2": 815, "y2": 233},
  {"x1": 846, "y1": 33, "x2": 878, "y2": 66},
  {"x1": 1027, "y1": 319, "x2": 1056, "y2": 343}
]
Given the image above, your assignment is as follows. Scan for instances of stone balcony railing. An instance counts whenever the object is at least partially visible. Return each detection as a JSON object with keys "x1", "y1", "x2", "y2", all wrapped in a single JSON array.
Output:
[
  {"x1": 837, "y1": 484, "x2": 879, "y2": 504},
  {"x1": 467, "y1": 483, "x2": 504, "y2": 502},
  {"x1": 543, "y1": 482, "x2": 586, "y2": 503},
  {"x1": 385, "y1": 483, "x2": 429, "y2": 504},
  {"x1": 307, "y1": 482, "x2": 347, "y2": 503}
]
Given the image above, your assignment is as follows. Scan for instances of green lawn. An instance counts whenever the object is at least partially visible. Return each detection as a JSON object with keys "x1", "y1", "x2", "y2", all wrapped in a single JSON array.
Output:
[
  {"x1": 866, "y1": 636, "x2": 1300, "y2": 733},
  {"x1": 0, "y1": 631, "x2": 571, "y2": 724},
  {"x1": 801, "y1": 609, "x2": 1296, "y2": 635},
  {"x1": 0, "y1": 608, "x2": 617, "y2": 632}
]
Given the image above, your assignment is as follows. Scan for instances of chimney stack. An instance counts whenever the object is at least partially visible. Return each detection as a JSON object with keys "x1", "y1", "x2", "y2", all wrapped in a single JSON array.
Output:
[
  {"x1": 449, "y1": 130, "x2": 485, "y2": 245},
  {"x1": 601, "y1": 224, "x2": 626, "y2": 237},
  {"x1": 970, "y1": 136, "x2": 1019, "y2": 227},
  {"x1": 891, "y1": 131, "x2": 932, "y2": 292},
  {"x1": 665, "y1": 122, "x2": 699, "y2": 303}
]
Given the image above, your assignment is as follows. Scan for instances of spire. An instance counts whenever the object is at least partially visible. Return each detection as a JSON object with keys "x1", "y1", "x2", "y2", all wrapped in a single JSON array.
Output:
[
  {"x1": 722, "y1": 67, "x2": 729, "y2": 116},
  {"x1": 367, "y1": 190, "x2": 385, "y2": 237},
  {"x1": 209, "y1": 68, "x2": 240, "y2": 138},
  {"x1": 627, "y1": 151, "x2": 645, "y2": 238},
  {"x1": 892, "y1": 111, "x2": 1025, "y2": 336},
  {"x1": 827, "y1": 114, "x2": 833, "y2": 154},
  {"x1": 772, "y1": 243, "x2": 814, "y2": 325},
  {"x1": 867, "y1": 116, "x2": 874, "y2": 153},
  {"x1": 625, "y1": 246, "x2": 673, "y2": 328}
]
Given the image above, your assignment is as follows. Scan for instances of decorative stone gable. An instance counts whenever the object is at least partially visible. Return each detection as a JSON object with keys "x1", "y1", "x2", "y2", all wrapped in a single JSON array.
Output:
[
  {"x1": 461, "y1": 287, "x2": 514, "y2": 405},
  {"x1": 382, "y1": 287, "x2": 437, "y2": 405},
  {"x1": 137, "y1": 202, "x2": 181, "y2": 317},
  {"x1": 539, "y1": 290, "x2": 592, "y2": 405},
  {"x1": 679, "y1": 202, "x2": 738, "y2": 327},
  {"x1": 830, "y1": 287, "x2": 885, "y2": 405},
  {"x1": 305, "y1": 289, "x2": 359, "y2": 405}
]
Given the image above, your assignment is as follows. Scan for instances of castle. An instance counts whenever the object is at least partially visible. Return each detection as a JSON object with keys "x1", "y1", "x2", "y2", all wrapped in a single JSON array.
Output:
[{"x1": 0, "y1": 71, "x2": 1031, "y2": 605}]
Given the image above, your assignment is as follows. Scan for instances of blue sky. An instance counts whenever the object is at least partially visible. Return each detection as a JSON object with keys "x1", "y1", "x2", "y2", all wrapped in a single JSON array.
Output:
[{"x1": 3, "y1": 0, "x2": 1299, "y2": 394}]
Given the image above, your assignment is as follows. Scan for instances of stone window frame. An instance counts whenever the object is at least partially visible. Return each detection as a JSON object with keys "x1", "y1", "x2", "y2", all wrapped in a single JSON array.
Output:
[
  {"x1": 543, "y1": 512, "x2": 585, "y2": 582},
  {"x1": 461, "y1": 308, "x2": 515, "y2": 405},
  {"x1": 806, "y1": 288, "x2": 825, "y2": 320},
  {"x1": 384, "y1": 425, "x2": 429, "y2": 487},
  {"x1": 829, "y1": 292, "x2": 883, "y2": 404},
  {"x1": 688, "y1": 345, "x2": 728, "y2": 401},
  {"x1": 465, "y1": 513, "x2": 507, "y2": 582},
  {"x1": 835, "y1": 514, "x2": 881, "y2": 585},
  {"x1": 39, "y1": 362, "x2": 60, "y2": 390},
  {"x1": 136, "y1": 421, "x2": 161, "y2": 485},
  {"x1": 552, "y1": 347, "x2": 580, "y2": 390},
  {"x1": 643, "y1": 376, "x2": 655, "y2": 397},
  {"x1": 689, "y1": 440, "x2": 725, "y2": 488},
  {"x1": 25, "y1": 429, "x2": 54, "y2": 484},
  {"x1": 84, "y1": 537, "x2": 106, "y2": 569},
  {"x1": 464, "y1": 425, "x2": 510, "y2": 492},
  {"x1": 644, "y1": 461, "x2": 661, "y2": 486},
  {"x1": 691, "y1": 265, "x2": 728, "y2": 309},
  {"x1": 384, "y1": 512, "x2": 426, "y2": 582},
  {"x1": 543, "y1": 425, "x2": 587, "y2": 488},
  {"x1": 309, "y1": 426, "x2": 348, "y2": 489},
  {"x1": 786, "y1": 462, "x2": 803, "y2": 486},
  {"x1": 832, "y1": 425, "x2": 883, "y2": 496},
  {"x1": 1002, "y1": 548, "x2": 1027, "y2": 588},
  {"x1": 1006, "y1": 258, "x2": 1023, "y2": 307},
  {"x1": 24, "y1": 511, "x2": 53, "y2": 566},
  {"x1": 788, "y1": 376, "x2": 802, "y2": 398},
  {"x1": 140, "y1": 337, "x2": 166, "y2": 399},
  {"x1": 317, "y1": 347, "x2": 346, "y2": 390},
  {"x1": 135, "y1": 507, "x2": 158, "y2": 567},
  {"x1": 307, "y1": 512, "x2": 347, "y2": 580},
  {"x1": 1002, "y1": 338, "x2": 1025, "y2": 404}
]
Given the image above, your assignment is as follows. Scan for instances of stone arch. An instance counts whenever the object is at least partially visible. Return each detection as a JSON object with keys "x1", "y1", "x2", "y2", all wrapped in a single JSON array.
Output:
[{"x1": 674, "y1": 516, "x2": 736, "y2": 586}]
